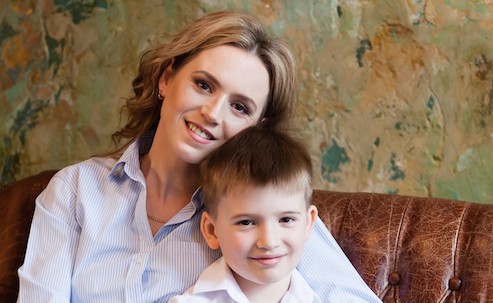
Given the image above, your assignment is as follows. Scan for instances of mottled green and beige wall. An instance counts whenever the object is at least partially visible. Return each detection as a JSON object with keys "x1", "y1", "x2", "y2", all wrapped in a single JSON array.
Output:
[{"x1": 2, "y1": 0, "x2": 493, "y2": 203}]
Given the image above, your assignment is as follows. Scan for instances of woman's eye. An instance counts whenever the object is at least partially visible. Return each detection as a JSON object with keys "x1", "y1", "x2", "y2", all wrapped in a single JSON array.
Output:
[
  {"x1": 197, "y1": 81, "x2": 211, "y2": 92},
  {"x1": 232, "y1": 103, "x2": 250, "y2": 115},
  {"x1": 280, "y1": 217, "x2": 295, "y2": 223}
]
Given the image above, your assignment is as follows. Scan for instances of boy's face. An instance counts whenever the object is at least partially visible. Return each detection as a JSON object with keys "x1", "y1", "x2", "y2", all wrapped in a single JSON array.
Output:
[{"x1": 201, "y1": 184, "x2": 317, "y2": 291}]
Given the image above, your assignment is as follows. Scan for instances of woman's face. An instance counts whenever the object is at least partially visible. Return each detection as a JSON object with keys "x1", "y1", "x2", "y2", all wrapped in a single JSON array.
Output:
[{"x1": 156, "y1": 45, "x2": 270, "y2": 164}]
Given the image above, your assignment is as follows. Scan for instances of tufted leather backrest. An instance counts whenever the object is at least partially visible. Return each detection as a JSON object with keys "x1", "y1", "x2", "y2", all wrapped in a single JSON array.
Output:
[
  {"x1": 1, "y1": 171, "x2": 493, "y2": 302},
  {"x1": 0, "y1": 170, "x2": 57, "y2": 302},
  {"x1": 312, "y1": 190, "x2": 493, "y2": 302}
]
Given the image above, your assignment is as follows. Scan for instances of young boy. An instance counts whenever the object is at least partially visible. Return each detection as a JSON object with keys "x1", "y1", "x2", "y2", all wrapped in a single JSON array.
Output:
[{"x1": 169, "y1": 127, "x2": 320, "y2": 303}]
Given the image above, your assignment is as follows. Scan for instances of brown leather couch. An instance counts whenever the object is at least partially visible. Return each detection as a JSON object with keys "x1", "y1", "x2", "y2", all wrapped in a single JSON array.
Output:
[{"x1": 1, "y1": 170, "x2": 493, "y2": 302}]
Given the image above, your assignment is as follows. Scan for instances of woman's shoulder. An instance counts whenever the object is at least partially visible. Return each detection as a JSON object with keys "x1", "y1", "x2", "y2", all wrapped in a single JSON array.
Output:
[
  {"x1": 53, "y1": 156, "x2": 118, "y2": 184},
  {"x1": 50, "y1": 140, "x2": 141, "y2": 191}
]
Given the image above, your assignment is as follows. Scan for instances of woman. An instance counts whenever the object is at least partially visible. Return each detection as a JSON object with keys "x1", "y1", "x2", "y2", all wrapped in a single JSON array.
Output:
[{"x1": 18, "y1": 11, "x2": 380, "y2": 302}]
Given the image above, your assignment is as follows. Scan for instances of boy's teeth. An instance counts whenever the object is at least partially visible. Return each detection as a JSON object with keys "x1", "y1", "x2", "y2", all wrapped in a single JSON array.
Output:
[{"x1": 188, "y1": 123, "x2": 211, "y2": 140}]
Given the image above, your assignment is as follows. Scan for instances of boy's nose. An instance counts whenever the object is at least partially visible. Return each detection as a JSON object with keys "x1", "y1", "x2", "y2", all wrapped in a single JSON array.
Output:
[{"x1": 256, "y1": 225, "x2": 281, "y2": 250}]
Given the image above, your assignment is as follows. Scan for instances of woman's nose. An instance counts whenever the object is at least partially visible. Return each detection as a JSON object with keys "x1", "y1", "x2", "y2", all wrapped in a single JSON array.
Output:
[{"x1": 200, "y1": 96, "x2": 225, "y2": 125}]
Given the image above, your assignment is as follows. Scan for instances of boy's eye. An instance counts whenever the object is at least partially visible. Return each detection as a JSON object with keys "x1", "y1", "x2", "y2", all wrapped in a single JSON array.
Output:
[
  {"x1": 237, "y1": 220, "x2": 254, "y2": 226},
  {"x1": 280, "y1": 217, "x2": 295, "y2": 223}
]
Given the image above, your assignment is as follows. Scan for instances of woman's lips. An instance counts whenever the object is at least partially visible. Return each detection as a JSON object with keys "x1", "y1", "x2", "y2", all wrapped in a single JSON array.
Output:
[{"x1": 185, "y1": 121, "x2": 215, "y2": 141}]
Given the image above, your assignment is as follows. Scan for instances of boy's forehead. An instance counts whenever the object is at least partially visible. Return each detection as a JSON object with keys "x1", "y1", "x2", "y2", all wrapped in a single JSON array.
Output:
[
  {"x1": 218, "y1": 183, "x2": 308, "y2": 207},
  {"x1": 223, "y1": 180, "x2": 309, "y2": 197}
]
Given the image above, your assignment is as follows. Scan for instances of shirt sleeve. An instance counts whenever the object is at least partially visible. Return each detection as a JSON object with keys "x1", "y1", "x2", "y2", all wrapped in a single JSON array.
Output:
[
  {"x1": 17, "y1": 171, "x2": 81, "y2": 302},
  {"x1": 296, "y1": 217, "x2": 382, "y2": 303}
]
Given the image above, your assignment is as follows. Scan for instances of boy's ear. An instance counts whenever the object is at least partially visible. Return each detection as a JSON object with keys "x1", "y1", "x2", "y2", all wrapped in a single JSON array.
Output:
[
  {"x1": 200, "y1": 211, "x2": 220, "y2": 250},
  {"x1": 304, "y1": 205, "x2": 318, "y2": 240}
]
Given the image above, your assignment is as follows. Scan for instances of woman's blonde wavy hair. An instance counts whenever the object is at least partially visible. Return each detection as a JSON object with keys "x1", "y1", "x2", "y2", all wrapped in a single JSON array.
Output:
[{"x1": 109, "y1": 10, "x2": 296, "y2": 156}]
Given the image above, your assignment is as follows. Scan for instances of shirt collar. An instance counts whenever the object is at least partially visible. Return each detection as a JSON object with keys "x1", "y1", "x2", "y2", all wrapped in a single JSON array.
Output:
[
  {"x1": 285, "y1": 269, "x2": 317, "y2": 302},
  {"x1": 108, "y1": 139, "x2": 141, "y2": 182},
  {"x1": 191, "y1": 188, "x2": 204, "y2": 208},
  {"x1": 163, "y1": 188, "x2": 204, "y2": 226},
  {"x1": 192, "y1": 257, "x2": 249, "y2": 302},
  {"x1": 108, "y1": 132, "x2": 155, "y2": 183},
  {"x1": 110, "y1": 130, "x2": 156, "y2": 180},
  {"x1": 192, "y1": 257, "x2": 317, "y2": 303}
]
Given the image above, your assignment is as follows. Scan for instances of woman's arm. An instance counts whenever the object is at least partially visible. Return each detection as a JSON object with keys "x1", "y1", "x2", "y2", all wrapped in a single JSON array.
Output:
[
  {"x1": 297, "y1": 217, "x2": 382, "y2": 302},
  {"x1": 17, "y1": 172, "x2": 81, "y2": 302}
]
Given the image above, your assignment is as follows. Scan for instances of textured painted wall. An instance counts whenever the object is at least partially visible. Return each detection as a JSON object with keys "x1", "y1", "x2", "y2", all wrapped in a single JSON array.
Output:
[{"x1": 2, "y1": 0, "x2": 493, "y2": 203}]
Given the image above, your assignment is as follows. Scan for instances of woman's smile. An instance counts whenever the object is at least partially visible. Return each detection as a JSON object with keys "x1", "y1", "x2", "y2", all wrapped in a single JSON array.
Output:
[{"x1": 185, "y1": 121, "x2": 216, "y2": 142}]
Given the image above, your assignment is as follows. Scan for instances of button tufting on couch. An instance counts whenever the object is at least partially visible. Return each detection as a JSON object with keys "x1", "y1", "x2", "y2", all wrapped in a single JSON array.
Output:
[
  {"x1": 311, "y1": 190, "x2": 493, "y2": 302},
  {"x1": 1, "y1": 170, "x2": 493, "y2": 302}
]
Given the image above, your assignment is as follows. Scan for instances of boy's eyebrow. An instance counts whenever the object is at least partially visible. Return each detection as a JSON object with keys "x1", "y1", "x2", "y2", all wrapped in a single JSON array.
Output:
[
  {"x1": 230, "y1": 211, "x2": 303, "y2": 219},
  {"x1": 278, "y1": 211, "x2": 302, "y2": 216},
  {"x1": 192, "y1": 70, "x2": 258, "y2": 111}
]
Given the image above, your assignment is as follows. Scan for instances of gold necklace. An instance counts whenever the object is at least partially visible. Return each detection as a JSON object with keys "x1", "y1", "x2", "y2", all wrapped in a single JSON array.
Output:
[{"x1": 147, "y1": 214, "x2": 167, "y2": 224}]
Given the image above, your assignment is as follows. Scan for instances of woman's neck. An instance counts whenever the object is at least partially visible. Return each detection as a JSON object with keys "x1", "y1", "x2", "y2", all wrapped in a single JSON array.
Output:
[
  {"x1": 141, "y1": 151, "x2": 199, "y2": 198},
  {"x1": 141, "y1": 149, "x2": 200, "y2": 235}
]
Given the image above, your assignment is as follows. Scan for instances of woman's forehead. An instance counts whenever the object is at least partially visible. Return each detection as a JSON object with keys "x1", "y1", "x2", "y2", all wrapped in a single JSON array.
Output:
[{"x1": 185, "y1": 46, "x2": 269, "y2": 98}]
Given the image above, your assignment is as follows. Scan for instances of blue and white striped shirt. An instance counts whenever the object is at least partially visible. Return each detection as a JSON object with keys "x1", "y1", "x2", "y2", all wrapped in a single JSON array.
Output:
[{"x1": 18, "y1": 139, "x2": 381, "y2": 302}]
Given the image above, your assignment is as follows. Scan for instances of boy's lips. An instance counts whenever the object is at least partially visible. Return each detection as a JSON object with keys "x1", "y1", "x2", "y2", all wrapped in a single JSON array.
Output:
[
  {"x1": 185, "y1": 121, "x2": 216, "y2": 140},
  {"x1": 251, "y1": 254, "x2": 285, "y2": 266}
]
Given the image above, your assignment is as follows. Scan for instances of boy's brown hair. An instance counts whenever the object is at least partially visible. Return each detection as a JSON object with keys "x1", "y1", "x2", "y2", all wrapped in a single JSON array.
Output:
[{"x1": 199, "y1": 126, "x2": 313, "y2": 217}]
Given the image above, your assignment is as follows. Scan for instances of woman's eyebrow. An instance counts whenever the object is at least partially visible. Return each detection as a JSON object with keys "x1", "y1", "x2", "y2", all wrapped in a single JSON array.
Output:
[{"x1": 192, "y1": 70, "x2": 220, "y2": 87}]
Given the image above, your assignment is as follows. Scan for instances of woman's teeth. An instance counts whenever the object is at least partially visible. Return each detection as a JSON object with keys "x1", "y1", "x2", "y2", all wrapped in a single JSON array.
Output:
[{"x1": 188, "y1": 123, "x2": 212, "y2": 140}]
